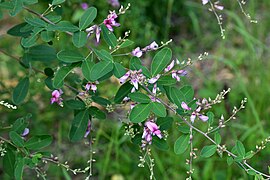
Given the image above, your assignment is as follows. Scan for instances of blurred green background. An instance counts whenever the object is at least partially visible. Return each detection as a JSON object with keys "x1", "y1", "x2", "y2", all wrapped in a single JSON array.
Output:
[{"x1": 0, "y1": 0, "x2": 270, "y2": 179}]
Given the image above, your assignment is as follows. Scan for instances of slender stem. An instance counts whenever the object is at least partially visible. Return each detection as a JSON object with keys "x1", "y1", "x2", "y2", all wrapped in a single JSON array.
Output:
[
  {"x1": 141, "y1": 84, "x2": 270, "y2": 178},
  {"x1": 23, "y1": 7, "x2": 73, "y2": 36}
]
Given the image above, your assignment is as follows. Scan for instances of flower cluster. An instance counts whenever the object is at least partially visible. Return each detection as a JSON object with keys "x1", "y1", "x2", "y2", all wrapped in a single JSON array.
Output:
[
  {"x1": 142, "y1": 121, "x2": 162, "y2": 146},
  {"x1": 84, "y1": 120, "x2": 91, "y2": 138},
  {"x1": 202, "y1": 0, "x2": 224, "y2": 10},
  {"x1": 181, "y1": 102, "x2": 209, "y2": 123},
  {"x1": 119, "y1": 69, "x2": 146, "y2": 90},
  {"x1": 108, "y1": 0, "x2": 120, "y2": 8},
  {"x1": 51, "y1": 89, "x2": 63, "y2": 106},
  {"x1": 85, "y1": 81, "x2": 99, "y2": 93},
  {"x1": 104, "y1": 11, "x2": 120, "y2": 32},
  {"x1": 131, "y1": 41, "x2": 159, "y2": 58},
  {"x1": 164, "y1": 60, "x2": 187, "y2": 81},
  {"x1": 86, "y1": 25, "x2": 101, "y2": 43}
]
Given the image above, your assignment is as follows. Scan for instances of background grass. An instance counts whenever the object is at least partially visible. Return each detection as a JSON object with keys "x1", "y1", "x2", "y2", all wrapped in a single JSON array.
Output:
[{"x1": 0, "y1": 0, "x2": 270, "y2": 179}]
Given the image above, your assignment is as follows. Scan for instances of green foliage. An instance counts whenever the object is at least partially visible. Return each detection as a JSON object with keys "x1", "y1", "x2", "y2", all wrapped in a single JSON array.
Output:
[
  {"x1": 128, "y1": 92, "x2": 151, "y2": 103},
  {"x1": 151, "y1": 47, "x2": 172, "y2": 76},
  {"x1": 151, "y1": 102, "x2": 167, "y2": 117},
  {"x1": 12, "y1": 77, "x2": 29, "y2": 105},
  {"x1": 57, "y1": 50, "x2": 85, "y2": 63},
  {"x1": 114, "y1": 82, "x2": 134, "y2": 103},
  {"x1": 25, "y1": 135, "x2": 53, "y2": 150},
  {"x1": 101, "y1": 24, "x2": 117, "y2": 48},
  {"x1": 69, "y1": 110, "x2": 89, "y2": 142},
  {"x1": 200, "y1": 145, "x2": 217, "y2": 158},
  {"x1": 79, "y1": 7, "x2": 97, "y2": 30},
  {"x1": 174, "y1": 134, "x2": 189, "y2": 154},
  {"x1": 72, "y1": 31, "x2": 87, "y2": 48},
  {"x1": 90, "y1": 61, "x2": 114, "y2": 81},
  {"x1": 129, "y1": 103, "x2": 152, "y2": 123}
]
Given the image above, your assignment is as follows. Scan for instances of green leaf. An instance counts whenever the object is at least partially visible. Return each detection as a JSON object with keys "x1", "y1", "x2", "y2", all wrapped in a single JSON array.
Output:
[
  {"x1": 151, "y1": 102, "x2": 167, "y2": 117},
  {"x1": 65, "y1": 100, "x2": 85, "y2": 110},
  {"x1": 9, "y1": 131, "x2": 24, "y2": 147},
  {"x1": 3, "y1": 148, "x2": 15, "y2": 177},
  {"x1": 247, "y1": 169, "x2": 257, "y2": 176},
  {"x1": 79, "y1": 7, "x2": 97, "y2": 30},
  {"x1": 113, "y1": 62, "x2": 126, "y2": 78},
  {"x1": 52, "y1": 0, "x2": 65, "y2": 5},
  {"x1": 129, "y1": 56, "x2": 142, "y2": 70},
  {"x1": 53, "y1": 65, "x2": 75, "y2": 88},
  {"x1": 180, "y1": 85, "x2": 194, "y2": 101},
  {"x1": 88, "y1": 106, "x2": 106, "y2": 119},
  {"x1": 156, "y1": 117, "x2": 173, "y2": 130},
  {"x1": 200, "y1": 145, "x2": 217, "y2": 158},
  {"x1": 12, "y1": 77, "x2": 29, "y2": 105},
  {"x1": 69, "y1": 110, "x2": 89, "y2": 141},
  {"x1": 165, "y1": 86, "x2": 185, "y2": 107},
  {"x1": 40, "y1": 31, "x2": 54, "y2": 42},
  {"x1": 23, "y1": 0, "x2": 38, "y2": 5},
  {"x1": 25, "y1": 135, "x2": 52, "y2": 150},
  {"x1": 28, "y1": 45, "x2": 57, "y2": 62},
  {"x1": 214, "y1": 132, "x2": 221, "y2": 144},
  {"x1": 151, "y1": 47, "x2": 172, "y2": 76},
  {"x1": 11, "y1": 117, "x2": 29, "y2": 134},
  {"x1": 21, "y1": 27, "x2": 43, "y2": 48},
  {"x1": 7, "y1": 23, "x2": 32, "y2": 37},
  {"x1": 178, "y1": 124, "x2": 190, "y2": 134},
  {"x1": 101, "y1": 24, "x2": 117, "y2": 48},
  {"x1": 128, "y1": 92, "x2": 151, "y2": 103},
  {"x1": 72, "y1": 31, "x2": 87, "y2": 48},
  {"x1": 82, "y1": 59, "x2": 94, "y2": 81},
  {"x1": 0, "y1": 2, "x2": 14, "y2": 10},
  {"x1": 227, "y1": 156, "x2": 234, "y2": 166},
  {"x1": 14, "y1": 157, "x2": 24, "y2": 180},
  {"x1": 207, "y1": 111, "x2": 214, "y2": 125},
  {"x1": 119, "y1": 39, "x2": 134, "y2": 49},
  {"x1": 47, "y1": 21, "x2": 79, "y2": 32},
  {"x1": 245, "y1": 151, "x2": 254, "y2": 159},
  {"x1": 57, "y1": 50, "x2": 84, "y2": 63},
  {"x1": 91, "y1": 96, "x2": 111, "y2": 106},
  {"x1": 25, "y1": 17, "x2": 47, "y2": 27},
  {"x1": 93, "y1": 49, "x2": 113, "y2": 61},
  {"x1": 129, "y1": 103, "x2": 152, "y2": 123},
  {"x1": 174, "y1": 134, "x2": 189, "y2": 154},
  {"x1": 9, "y1": 0, "x2": 23, "y2": 16},
  {"x1": 152, "y1": 136, "x2": 169, "y2": 151},
  {"x1": 45, "y1": 15, "x2": 62, "y2": 23},
  {"x1": 236, "y1": 140, "x2": 246, "y2": 157},
  {"x1": 157, "y1": 75, "x2": 176, "y2": 86},
  {"x1": 90, "y1": 61, "x2": 114, "y2": 81},
  {"x1": 44, "y1": 68, "x2": 54, "y2": 77},
  {"x1": 114, "y1": 82, "x2": 133, "y2": 103}
]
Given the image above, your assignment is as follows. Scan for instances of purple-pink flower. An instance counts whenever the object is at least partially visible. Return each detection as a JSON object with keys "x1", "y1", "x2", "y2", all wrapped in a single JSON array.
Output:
[
  {"x1": 164, "y1": 60, "x2": 175, "y2": 72},
  {"x1": 172, "y1": 70, "x2": 187, "y2": 81},
  {"x1": 81, "y1": 3, "x2": 88, "y2": 10},
  {"x1": 84, "y1": 120, "x2": 91, "y2": 138},
  {"x1": 86, "y1": 25, "x2": 101, "y2": 43},
  {"x1": 202, "y1": 0, "x2": 224, "y2": 10},
  {"x1": 51, "y1": 89, "x2": 63, "y2": 105},
  {"x1": 104, "y1": 11, "x2": 120, "y2": 32},
  {"x1": 131, "y1": 47, "x2": 143, "y2": 57},
  {"x1": 21, "y1": 128, "x2": 29, "y2": 137},
  {"x1": 202, "y1": 0, "x2": 209, "y2": 5},
  {"x1": 85, "y1": 81, "x2": 99, "y2": 93},
  {"x1": 142, "y1": 121, "x2": 162, "y2": 143},
  {"x1": 108, "y1": 0, "x2": 120, "y2": 8},
  {"x1": 182, "y1": 102, "x2": 209, "y2": 123},
  {"x1": 119, "y1": 69, "x2": 145, "y2": 90}
]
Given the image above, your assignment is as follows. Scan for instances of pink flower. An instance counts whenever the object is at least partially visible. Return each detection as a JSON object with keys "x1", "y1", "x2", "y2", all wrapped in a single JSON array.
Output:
[
  {"x1": 190, "y1": 106, "x2": 209, "y2": 123},
  {"x1": 51, "y1": 89, "x2": 63, "y2": 105},
  {"x1": 181, "y1": 102, "x2": 191, "y2": 110},
  {"x1": 148, "y1": 74, "x2": 160, "y2": 84},
  {"x1": 21, "y1": 128, "x2": 29, "y2": 137},
  {"x1": 86, "y1": 25, "x2": 101, "y2": 43},
  {"x1": 171, "y1": 70, "x2": 187, "y2": 81},
  {"x1": 202, "y1": 0, "x2": 209, "y2": 5},
  {"x1": 103, "y1": 11, "x2": 120, "y2": 32},
  {"x1": 85, "y1": 81, "x2": 99, "y2": 93},
  {"x1": 164, "y1": 60, "x2": 175, "y2": 72},
  {"x1": 119, "y1": 70, "x2": 145, "y2": 90},
  {"x1": 131, "y1": 47, "x2": 143, "y2": 57},
  {"x1": 84, "y1": 120, "x2": 91, "y2": 138},
  {"x1": 81, "y1": 3, "x2": 88, "y2": 10},
  {"x1": 108, "y1": 0, "x2": 120, "y2": 8},
  {"x1": 142, "y1": 121, "x2": 162, "y2": 143},
  {"x1": 142, "y1": 41, "x2": 159, "y2": 51},
  {"x1": 214, "y1": 4, "x2": 224, "y2": 10}
]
